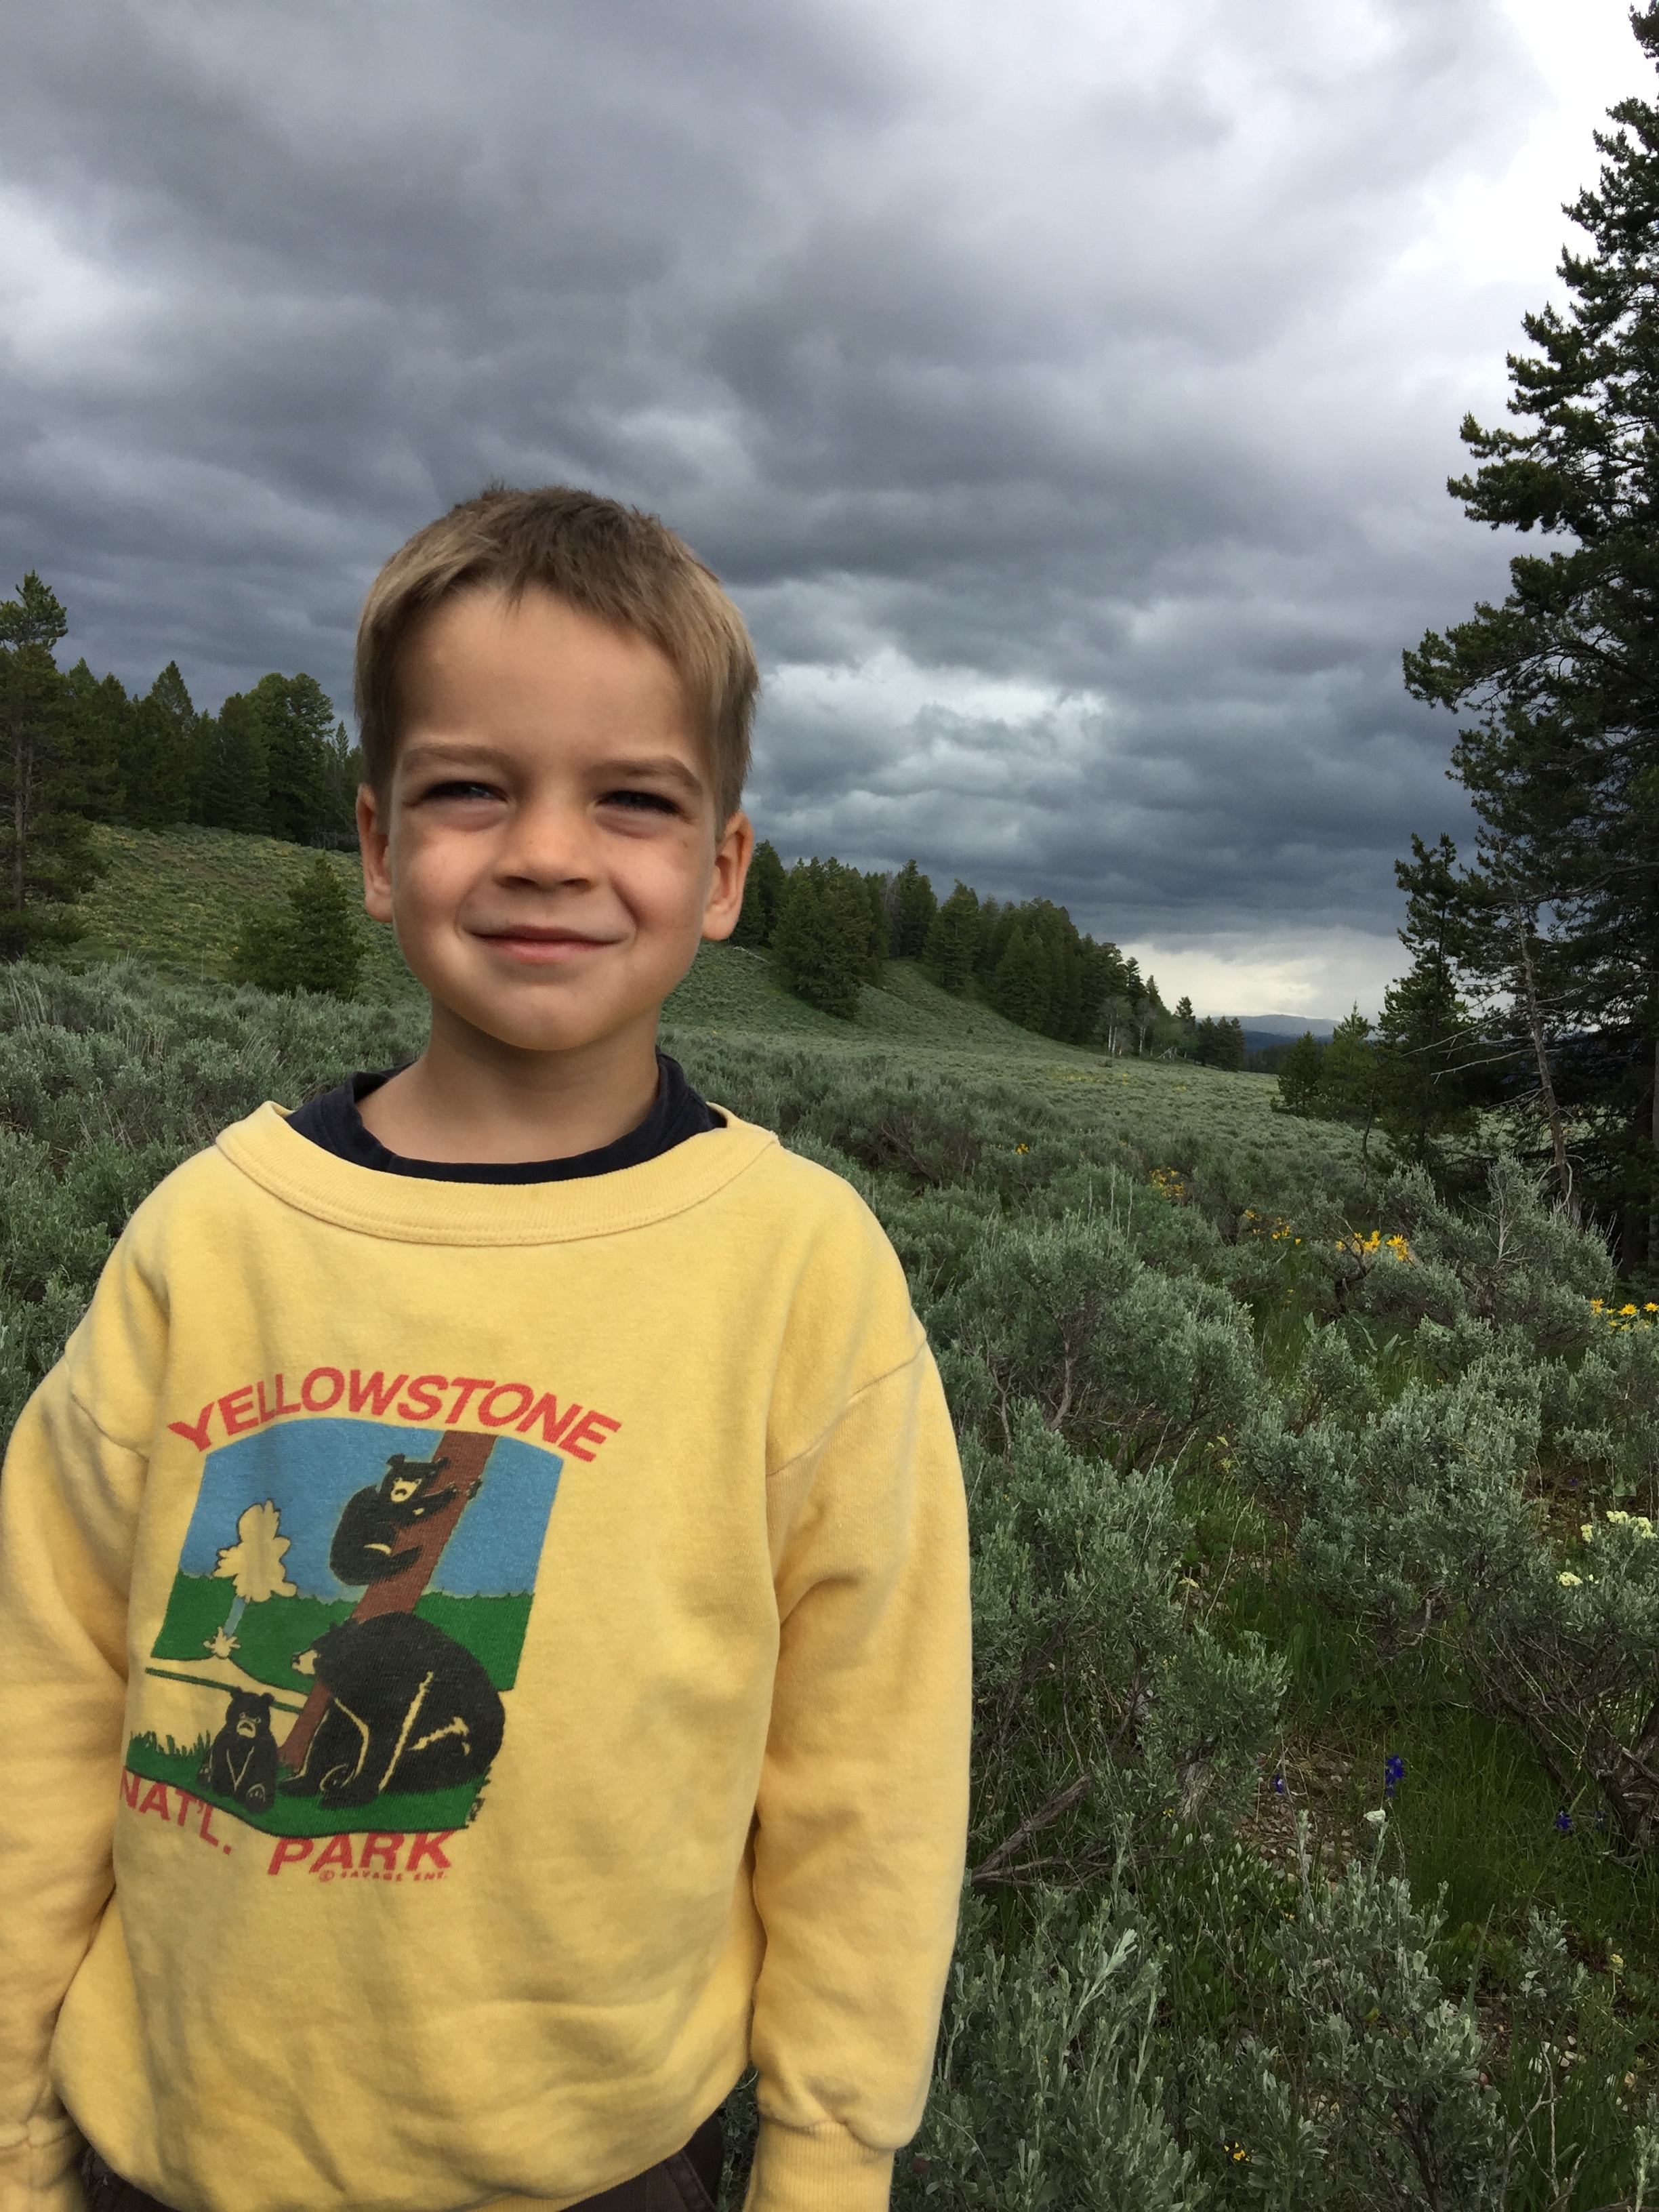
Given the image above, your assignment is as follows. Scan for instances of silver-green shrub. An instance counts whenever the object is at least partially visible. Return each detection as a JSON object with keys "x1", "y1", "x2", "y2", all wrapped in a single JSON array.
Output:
[
  {"x1": 967, "y1": 1410, "x2": 1283, "y2": 1890},
  {"x1": 897, "y1": 1894, "x2": 1200, "y2": 2212},
  {"x1": 1194, "y1": 1818, "x2": 1498, "y2": 2211},
  {"x1": 933, "y1": 1215, "x2": 1267, "y2": 1460}
]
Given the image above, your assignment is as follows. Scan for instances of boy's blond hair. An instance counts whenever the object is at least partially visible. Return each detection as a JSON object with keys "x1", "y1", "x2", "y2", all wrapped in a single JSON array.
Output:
[{"x1": 355, "y1": 486, "x2": 758, "y2": 824}]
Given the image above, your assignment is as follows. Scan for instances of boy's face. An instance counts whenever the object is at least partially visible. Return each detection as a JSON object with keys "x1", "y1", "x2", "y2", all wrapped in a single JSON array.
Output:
[{"x1": 359, "y1": 587, "x2": 751, "y2": 1061}]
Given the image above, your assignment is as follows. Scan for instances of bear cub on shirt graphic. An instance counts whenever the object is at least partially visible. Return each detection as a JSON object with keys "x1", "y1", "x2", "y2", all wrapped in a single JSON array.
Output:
[{"x1": 199, "y1": 1689, "x2": 279, "y2": 1809}]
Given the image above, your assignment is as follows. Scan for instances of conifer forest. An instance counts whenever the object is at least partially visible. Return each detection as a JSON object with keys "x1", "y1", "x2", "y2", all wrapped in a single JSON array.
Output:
[{"x1": 12, "y1": 14, "x2": 1659, "y2": 2211}]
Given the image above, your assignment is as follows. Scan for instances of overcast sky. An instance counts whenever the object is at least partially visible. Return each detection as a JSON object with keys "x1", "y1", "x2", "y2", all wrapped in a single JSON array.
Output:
[{"x1": 1, "y1": 0, "x2": 1650, "y2": 1014}]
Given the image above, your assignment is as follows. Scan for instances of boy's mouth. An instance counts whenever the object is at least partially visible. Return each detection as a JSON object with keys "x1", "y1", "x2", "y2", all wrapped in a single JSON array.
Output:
[{"x1": 472, "y1": 925, "x2": 619, "y2": 964}]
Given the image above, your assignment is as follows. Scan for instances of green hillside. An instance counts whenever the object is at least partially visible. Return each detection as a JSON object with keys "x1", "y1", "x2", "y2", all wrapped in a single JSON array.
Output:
[
  {"x1": 74, "y1": 823, "x2": 1105, "y2": 1050},
  {"x1": 62, "y1": 825, "x2": 1320, "y2": 1176},
  {"x1": 66, "y1": 821, "x2": 1212, "y2": 1066},
  {"x1": 73, "y1": 825, "x2": 417, "y2": 1000}
]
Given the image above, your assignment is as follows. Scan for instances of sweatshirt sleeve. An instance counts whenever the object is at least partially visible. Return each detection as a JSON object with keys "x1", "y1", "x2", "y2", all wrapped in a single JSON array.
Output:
[
  {"x1": 0, "y1": 1253, "x2": 159, "y2": 2212},
  {"x1": 748, "y1": 1334, "x2": 971, "y2": 2212}
]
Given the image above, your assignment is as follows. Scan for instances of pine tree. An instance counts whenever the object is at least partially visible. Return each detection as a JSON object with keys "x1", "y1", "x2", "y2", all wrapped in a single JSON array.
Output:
[
  {"x1": 771, "y1": 859, "x2": 874, "y2": 1018},
  {"x1": 733, "y1": 838, "x2": 786, "y2": 947},
  {"x1": 1372, "y1": 834, "x2": 1501, "y2": 1183},
  {"x1": 0, "y1": 573, "x2": 100, "y2": 953},
  {"x1": 863, "y1": 872, "x2": 888, "y2": 983},
  {"x1": 1136, "y1": 975, "x2": 1169, "y2": 1055},
  {"x1": 251, "y1": 672, "x2": 338, "y2": 844},
  {"x1": 1320, "y1": 1010, "x2": 1382, "y2": 1157},
  {"x1": 1193, "y1": 1016, "x2": 1246, "y2": 1070},
  {"x1": 57, "y1": 661, "x2": 129, "y2": 822},
  {"x1": 1276, "y1": 1033, "x2": 1326, "y2": 1114},
  {"x1": 199, "y1": 693, "x2": 270, "y2": 834},
  {"x1": 977, "y1": 898, "x2": 1012, "y2": 983},
  {"x1": 1046, "y1": 935, "x2": 1084, "y2": 1043},
  {"x1": 1403, "y1": 6, "x2": 1659, "y2": 1247},
  {"x1": 321, "y1": 722, "x2": 365, "y2": 842},
  {"x1": 924, "y1": 881, "x2": 980, "y2": 993},
  {"x1": 891, "y1": 859, "x2": 938, "y2": 958},
  {"x1": 119, "y1": 663, "x2": 200, "y2": 830},
  {"x1": 230, "y1": 859, "x2": 363, "y2": 998},
  {"x1": 989, "y1": 929, "x2": 1051, "y2": 1031}
]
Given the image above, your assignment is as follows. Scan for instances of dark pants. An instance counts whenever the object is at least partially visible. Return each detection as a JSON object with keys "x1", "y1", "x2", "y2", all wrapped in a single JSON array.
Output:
[{"x1": 81, "y1": 2111, "x2": 723, "y2": 2212}]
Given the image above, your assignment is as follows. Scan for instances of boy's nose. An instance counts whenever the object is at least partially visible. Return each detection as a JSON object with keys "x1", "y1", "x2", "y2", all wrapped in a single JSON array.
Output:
[{"x1": 493, "y1": 796, "x2": 599, "y2": 887}]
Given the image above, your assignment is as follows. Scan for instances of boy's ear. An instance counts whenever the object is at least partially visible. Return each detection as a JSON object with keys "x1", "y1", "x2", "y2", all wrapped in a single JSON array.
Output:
[
  {"x1": 357, "y1": 784, "x2": 394, "y2": 924},
  {"x1": 702, "y1": 809, "x2": 754, "y2": 943}
]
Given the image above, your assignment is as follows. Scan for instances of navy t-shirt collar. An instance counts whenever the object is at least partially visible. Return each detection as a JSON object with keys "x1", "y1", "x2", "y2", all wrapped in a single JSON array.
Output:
[{"x1": 285, "y1": 1052, "x2": 720, "y2": 1185}]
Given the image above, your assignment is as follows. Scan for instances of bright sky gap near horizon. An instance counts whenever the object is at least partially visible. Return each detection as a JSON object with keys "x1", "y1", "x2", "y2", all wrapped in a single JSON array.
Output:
[{"x1": 0, "y1": 1, "x2": 1648, "y2": 1020}]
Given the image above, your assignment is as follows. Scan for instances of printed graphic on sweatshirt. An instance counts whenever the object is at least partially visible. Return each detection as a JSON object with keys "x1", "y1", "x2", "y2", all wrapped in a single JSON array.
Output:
[{"x1": 125, "y1": 1418, "x2": 562, "y2": 1843}]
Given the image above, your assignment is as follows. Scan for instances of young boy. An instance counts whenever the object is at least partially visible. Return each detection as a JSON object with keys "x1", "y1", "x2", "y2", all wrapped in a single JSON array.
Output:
[{"x1": 0, "y1": 489, "x2": 970, "y2": 2212}]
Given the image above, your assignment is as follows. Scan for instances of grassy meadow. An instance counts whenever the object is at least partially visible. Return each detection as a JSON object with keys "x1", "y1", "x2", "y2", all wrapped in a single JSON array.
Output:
[{"x1": 10, "y1": 825, "x2": 1659, "y2": 2207}]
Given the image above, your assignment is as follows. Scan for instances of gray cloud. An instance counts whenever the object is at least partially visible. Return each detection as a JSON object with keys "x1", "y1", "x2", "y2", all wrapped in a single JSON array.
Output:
[{"x1": 0, "y1": 0, "x2": 1622, "y2": 1002}]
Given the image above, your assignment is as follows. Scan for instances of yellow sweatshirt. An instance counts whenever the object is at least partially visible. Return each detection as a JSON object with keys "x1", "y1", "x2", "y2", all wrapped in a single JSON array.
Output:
[{"x1": 0, "y1": 1105, "x2": 970, "y2": 2212}]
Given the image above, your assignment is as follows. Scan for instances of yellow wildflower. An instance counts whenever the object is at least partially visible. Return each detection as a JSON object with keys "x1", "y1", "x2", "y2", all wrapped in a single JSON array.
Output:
[{"x1": 1559, "y1": 1572, "x2": 1583, "y2": 1588}]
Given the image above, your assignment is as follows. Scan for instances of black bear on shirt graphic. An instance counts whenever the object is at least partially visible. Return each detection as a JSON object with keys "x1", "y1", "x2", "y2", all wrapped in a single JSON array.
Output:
[
  {"x1": 198, "y1": 1689, "x2": 279, "y2": 1809},
  {"x1": 281, "y1": 1614, "x2": 506, "y2": 1807},
  {"x1": 329, "y1": 1454, "x2": 468, "y2": 1584}
]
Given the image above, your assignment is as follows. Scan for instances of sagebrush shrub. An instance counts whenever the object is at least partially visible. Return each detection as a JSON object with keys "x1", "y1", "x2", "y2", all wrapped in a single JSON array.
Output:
[
  {"x1": 1193, "y1": 1820, "x2": 1498, "y2": 2211},
  {"x1": 897, "y1": 1892, "x2": 1199, "y2": 2212},
  {"x1": 967, "y1": 1412, "x2": 1283, "y2": 1891},
  {"x1": 933, "y1": 1214, "x2": 1267, "y2": 1460}
]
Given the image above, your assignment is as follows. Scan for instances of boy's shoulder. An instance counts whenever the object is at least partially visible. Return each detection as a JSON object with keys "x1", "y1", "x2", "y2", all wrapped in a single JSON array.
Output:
[
  {"x1": 713, "y1": 1116, "x2": 918, "y2": 1341},
  {"x1": 711, "y1": 1112, "x2": 896, "y2": 1250},
  {"x1": 119, "y1": 1128, "x2": 251, "y2": 1245}
]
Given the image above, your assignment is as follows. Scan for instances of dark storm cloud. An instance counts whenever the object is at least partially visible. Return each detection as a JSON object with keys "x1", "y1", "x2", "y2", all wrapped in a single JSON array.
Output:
[{"x1": 0, "y1": 0, "x2": 1601, "y2": 997}]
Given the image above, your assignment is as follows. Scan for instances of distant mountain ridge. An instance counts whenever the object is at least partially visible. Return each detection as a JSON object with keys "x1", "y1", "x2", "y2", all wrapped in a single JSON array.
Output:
[
  {"x1": 1231, "y1": 1015, "x2": 1340, "y2": 1065},
  {"x1": 1233, "y1": 1015, "x2": 1338, "y2": 1040}
]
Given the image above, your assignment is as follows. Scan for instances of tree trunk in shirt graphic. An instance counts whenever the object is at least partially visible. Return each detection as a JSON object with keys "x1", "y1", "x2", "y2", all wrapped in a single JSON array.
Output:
[{"x1": 278, "y1": 1429, "x2": 495, "y2": 1772}]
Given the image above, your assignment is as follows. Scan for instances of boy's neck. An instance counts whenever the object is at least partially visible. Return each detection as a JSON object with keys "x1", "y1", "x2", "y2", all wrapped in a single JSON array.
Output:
[{"x1": 356, "y1": 1004, "x2": 665, "y2": 1165}]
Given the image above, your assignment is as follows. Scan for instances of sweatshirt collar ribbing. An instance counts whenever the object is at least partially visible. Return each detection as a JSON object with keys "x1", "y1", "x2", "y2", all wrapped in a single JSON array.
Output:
[{"x1": 216, "y1": 1100, "x2": 777, "y2": 1246}]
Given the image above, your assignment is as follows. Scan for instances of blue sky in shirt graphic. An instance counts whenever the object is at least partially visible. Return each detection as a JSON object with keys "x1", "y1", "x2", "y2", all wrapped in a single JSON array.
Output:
[{"x1": 175, "y1": 1419, "x2": 561, "y2": 1601}]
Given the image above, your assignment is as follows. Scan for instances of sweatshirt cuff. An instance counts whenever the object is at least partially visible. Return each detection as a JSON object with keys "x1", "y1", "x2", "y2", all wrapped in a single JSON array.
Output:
[
  {"x1": 744, "y1": 2120, "x2": 893, "y2": 2212},
  {"x1": 0, "y1": 2122, "x2": 84, "y2": 2212}
]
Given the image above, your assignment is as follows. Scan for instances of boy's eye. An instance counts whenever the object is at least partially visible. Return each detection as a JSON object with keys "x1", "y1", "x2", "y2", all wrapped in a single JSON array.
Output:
[
  {"x1": 602, "y1": 788, "x2": 680, "y2": 814},
  {"x1": 418, "y1": 779, "x2": 501, "y2": 804}
]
